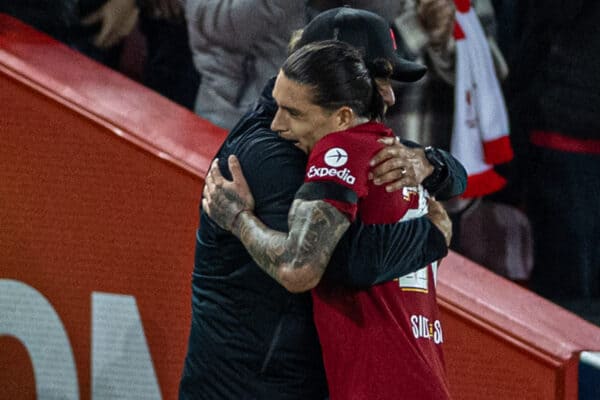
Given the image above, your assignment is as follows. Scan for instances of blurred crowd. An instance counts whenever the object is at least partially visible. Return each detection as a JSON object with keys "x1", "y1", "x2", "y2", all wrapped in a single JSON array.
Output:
[{"x1": 1, "y1": 0, "x2": 598, "y2": 323}]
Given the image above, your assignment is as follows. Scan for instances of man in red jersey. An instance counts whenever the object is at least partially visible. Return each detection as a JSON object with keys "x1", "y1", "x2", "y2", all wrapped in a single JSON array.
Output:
[{"x1": 203, "y1": 39, "x2": 452, "y2": 399}]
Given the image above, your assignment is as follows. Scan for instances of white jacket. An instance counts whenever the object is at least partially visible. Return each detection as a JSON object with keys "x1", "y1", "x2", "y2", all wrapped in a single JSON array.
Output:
[
  {"x1": 183, "y1": 0, "x2": 306, "y2": 129},
  {"x1": 183, "y1": 1, "x2": 417, "y2": 130}
]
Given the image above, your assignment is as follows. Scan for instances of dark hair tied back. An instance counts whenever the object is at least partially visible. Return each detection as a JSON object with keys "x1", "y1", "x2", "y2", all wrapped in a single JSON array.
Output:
[
  {"x1": 368, "y1": 58, "x2": 394, "y2": 80},
  {"x1": 282, "y1": 40, "x2": 387, "y2": 121}
]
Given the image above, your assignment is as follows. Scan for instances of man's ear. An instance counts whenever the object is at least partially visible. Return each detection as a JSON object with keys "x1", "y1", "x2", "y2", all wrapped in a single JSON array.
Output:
[{"x1": 335, "y1": 106, "x2": 355, "y2": 130}]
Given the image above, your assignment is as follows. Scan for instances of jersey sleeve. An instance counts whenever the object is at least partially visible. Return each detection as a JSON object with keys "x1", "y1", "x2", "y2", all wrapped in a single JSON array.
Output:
[{"x1": 296, "y1": 132, "x2": 372, "y2": 221}]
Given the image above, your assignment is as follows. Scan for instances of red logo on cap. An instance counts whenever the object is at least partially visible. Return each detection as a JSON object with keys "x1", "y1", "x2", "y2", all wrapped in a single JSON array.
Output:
[{"x1": 389, "y1": 28, "x2": 397, "y2": 50}]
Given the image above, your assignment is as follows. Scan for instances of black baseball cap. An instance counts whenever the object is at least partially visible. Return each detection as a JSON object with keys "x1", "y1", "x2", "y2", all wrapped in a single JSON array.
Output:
[{"x1": 296, "y1": 7, "x2": 427, "y2": 82}]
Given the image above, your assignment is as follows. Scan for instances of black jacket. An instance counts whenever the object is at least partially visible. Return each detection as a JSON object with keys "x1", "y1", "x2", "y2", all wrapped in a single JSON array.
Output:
[{"x1": 179, "y1": 78, "x2": 466, "y2": 399}]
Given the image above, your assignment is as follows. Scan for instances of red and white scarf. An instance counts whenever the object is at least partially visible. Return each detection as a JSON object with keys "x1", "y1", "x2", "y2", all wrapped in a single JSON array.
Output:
[{"x1": 451, "y1": 0, "x2": 513, "y2": 198}]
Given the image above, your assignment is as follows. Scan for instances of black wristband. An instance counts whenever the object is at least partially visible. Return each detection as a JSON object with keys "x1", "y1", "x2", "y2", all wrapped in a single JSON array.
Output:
[{"x1": 422, "y1": 146, "x2": 448, "y2": 195}]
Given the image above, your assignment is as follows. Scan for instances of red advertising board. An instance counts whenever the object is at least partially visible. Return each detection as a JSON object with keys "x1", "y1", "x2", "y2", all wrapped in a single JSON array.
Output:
[{"x1": 0, "y1": 14, "x2": 226, "y2": 399}]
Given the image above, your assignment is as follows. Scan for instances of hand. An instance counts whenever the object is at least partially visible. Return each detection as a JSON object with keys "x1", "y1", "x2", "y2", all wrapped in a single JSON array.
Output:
[
  {"x1": 81, "y1": 0, "x2": 139, "y2": 49},
  {"x1": 426, "y1": 198, "x2": 452, "y2": 246},
  {"x1": 369, "y1": 137, "x2": 434, "y2": 192},
  {"x1": 202, "y1": 156, "x2": 255, "y2": 232},
  {"x1": 416, "y1": 0, "x2": 455, "y2": 49}
]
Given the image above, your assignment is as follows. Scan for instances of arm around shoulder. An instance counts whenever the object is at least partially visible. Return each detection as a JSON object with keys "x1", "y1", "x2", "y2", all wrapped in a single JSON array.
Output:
[
  {"x1": 327, "y1": 215, "x2": 448, "y2": 288},
  {"x1": 232, "y1": 199, "x2": 351, "y2": 293}
]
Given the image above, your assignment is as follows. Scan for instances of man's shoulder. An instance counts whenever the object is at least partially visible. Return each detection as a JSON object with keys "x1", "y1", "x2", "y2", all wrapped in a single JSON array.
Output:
[
  {"x1": 221, "y1": 123, "x2": 304, "y2": 165},
  {"x1": 320, "y1": 128, "x2": 383, "y2": 145},
  {"x1": 220, "y1": 95, "x2": 288, "y2": 158},
  {"x1": 311, "y1": 128, "x2": 383, "y2": 166},
  {"x1": 219, "y1": 115, "x2": 307, "y2": 202}
]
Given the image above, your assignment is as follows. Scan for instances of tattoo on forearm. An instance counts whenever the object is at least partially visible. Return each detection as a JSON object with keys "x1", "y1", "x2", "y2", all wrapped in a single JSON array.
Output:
[
  {"x1": 234, "y1": 199, "x2": 350, "y2": 291},
  {"x1": 211, "y1": 186, "x2": 250, "y2": 230}
]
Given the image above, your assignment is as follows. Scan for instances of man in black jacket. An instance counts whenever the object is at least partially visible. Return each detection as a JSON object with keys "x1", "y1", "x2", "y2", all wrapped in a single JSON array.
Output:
[
  {"x1": 179, "y1": 7, "x2": 467, "y2": 400},
  {"x1": 508, "y1": 0, "x2": 600, "y2": 305}
]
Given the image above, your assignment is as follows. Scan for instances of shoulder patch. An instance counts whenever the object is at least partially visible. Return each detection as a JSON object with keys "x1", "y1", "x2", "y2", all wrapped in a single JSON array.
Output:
[{"x1": 324, "y1": 147, "x2": 348, "y2": 167}]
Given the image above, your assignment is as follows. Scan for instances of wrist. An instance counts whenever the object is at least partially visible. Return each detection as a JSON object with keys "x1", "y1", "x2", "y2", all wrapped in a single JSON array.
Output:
[
  {"x1": 417, "y1": 148, "x2": 435, "y2": 180},
  {"x1": 231, "y1": 208, "x2": 251, "y2": 236},
  {"x1": 422, "y1": 146, "x2": 448, "y2": 193}
]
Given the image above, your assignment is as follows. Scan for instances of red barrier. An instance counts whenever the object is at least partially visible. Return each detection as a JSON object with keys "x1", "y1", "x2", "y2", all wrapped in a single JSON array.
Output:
[
  {"x1": 2, "y1": 14, "x2": 600, "y2": 400},
  {"x1": 438, "y1": 253, "x2": 600, "y2": 399},
  {"x1": 0, "y1": 14, "x2": 226, "y2": 400}
]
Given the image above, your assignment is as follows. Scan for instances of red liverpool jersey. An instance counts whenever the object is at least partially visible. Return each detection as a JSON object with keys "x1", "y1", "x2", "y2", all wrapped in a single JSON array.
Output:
[{"x1": 305, "y1": 121, "x2": 451, "y2": 399}]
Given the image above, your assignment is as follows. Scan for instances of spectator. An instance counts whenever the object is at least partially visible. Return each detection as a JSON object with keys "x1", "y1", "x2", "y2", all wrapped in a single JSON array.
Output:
[
  {"x1": 182, "y1": 0, "x2": 307, "y2": 129},
  {"x1": 507, "y1": 0, "x2": 600, "y2": 305},
  {"x1": 137, "y1": 0, "x2": 200, "y2": 109},
  {"x1": 381, "y1": 0, "x2": 507, "y2": 151},
  {"x1": 377, "y1": 0, "x2": 532, "y2": 282},
  {"x1": 182, "y1": 0, "x2": 430, "y2": 130},
  {"x1": 0, "y1": 0, "x2": 138, "y2": 68}
]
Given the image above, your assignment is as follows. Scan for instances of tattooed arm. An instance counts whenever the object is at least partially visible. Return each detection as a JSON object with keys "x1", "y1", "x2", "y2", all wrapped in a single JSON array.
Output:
[
  {"x1": 233, "y1": 199, "x2": 349, "y2": 292},
  {"x1": 203, "y1": 156, "x2": 350, "y2": 292}
]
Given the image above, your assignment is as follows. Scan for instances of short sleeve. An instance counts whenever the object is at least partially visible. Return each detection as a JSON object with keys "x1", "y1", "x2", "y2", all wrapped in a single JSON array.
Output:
[{"x1": 302, "y1": 132, "x2": 373, "y2": 220}]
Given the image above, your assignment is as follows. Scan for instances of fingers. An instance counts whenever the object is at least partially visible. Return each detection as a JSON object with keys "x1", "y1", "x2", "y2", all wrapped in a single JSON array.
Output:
[
  {"x1": 370, "y1": 140, "x2": 420, "y2": 191},
  {"x1": 201, "y1": 162, "x2": 215, "y2": 215},
  {"x1": 371, "y1": 137, "x2": 407, "y2": 167},
  {"x1": 372, "y1": 142, "x2": 434, "y2": 188},
  {"x1": 94, "y1": 20, "x2": 113, "y2": 48},
  {"x1": 426, "y1": 198, "x2": 452, "y2": 246},
  {"x1": 227, "y1": 155, "x2": 244, "y2": 183},
  {"x1": 382, "y1": 179, "x2": 414, "y2": 193},
  {"x1": 202, "y1": 159, "x2": 227, "y2": 225},
  {"x1": 371, "y1": 157, "x2": 405, "y2": 183},
  {"x1": 100, "y1": 7, "x2": 138, "y2": 48},
  {"x1": 83, "y1": 0, "x2": 140, "y2": 49},
  {"x1": 121, "y1": 7, "x2": 140, "y2": 39},
  {"x1": 417, "y1": 0, "x2": 455, "y2": 47},
  {"x1": 201, "y1": 197, "x2": 209, "y2": 214},
  {"x1": 418, "y1": 0, "x2": 454, "y2": 20},
  {"x1": 208, "y1": 158, "x2": 223, "y2": 179},
  {"x1": 202, "y1": 158, "x2": 219, "y2": 199},
  {"x1": 227, "y1": 155, "x2": 256, "y2": 211},
  {"x1": 81, "y1": 9, "x2": 102, "y2": 25},
  {"x1": 376, "y1": 168, "x2": 418, "y2": 192},
  {"x1": 378, "y1": 136, "x2": 397, "y2": 145}
]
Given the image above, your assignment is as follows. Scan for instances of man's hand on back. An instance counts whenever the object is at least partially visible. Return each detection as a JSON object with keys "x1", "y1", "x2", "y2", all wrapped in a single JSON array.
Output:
[
  {"x1": 202, "y1": 155, "x2": 255, "y2": 232},
  {"x1": 369, "y1": 137, "x2": 434, "y2": 192},
  {"x1": 426, "y1": 198, "x2": 452, "y2": 246}
]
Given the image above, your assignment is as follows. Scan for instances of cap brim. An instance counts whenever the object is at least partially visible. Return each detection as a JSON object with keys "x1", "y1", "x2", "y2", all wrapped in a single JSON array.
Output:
[{"x1": 391, "y1": 55, "x2": 427, "y2": 82}]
